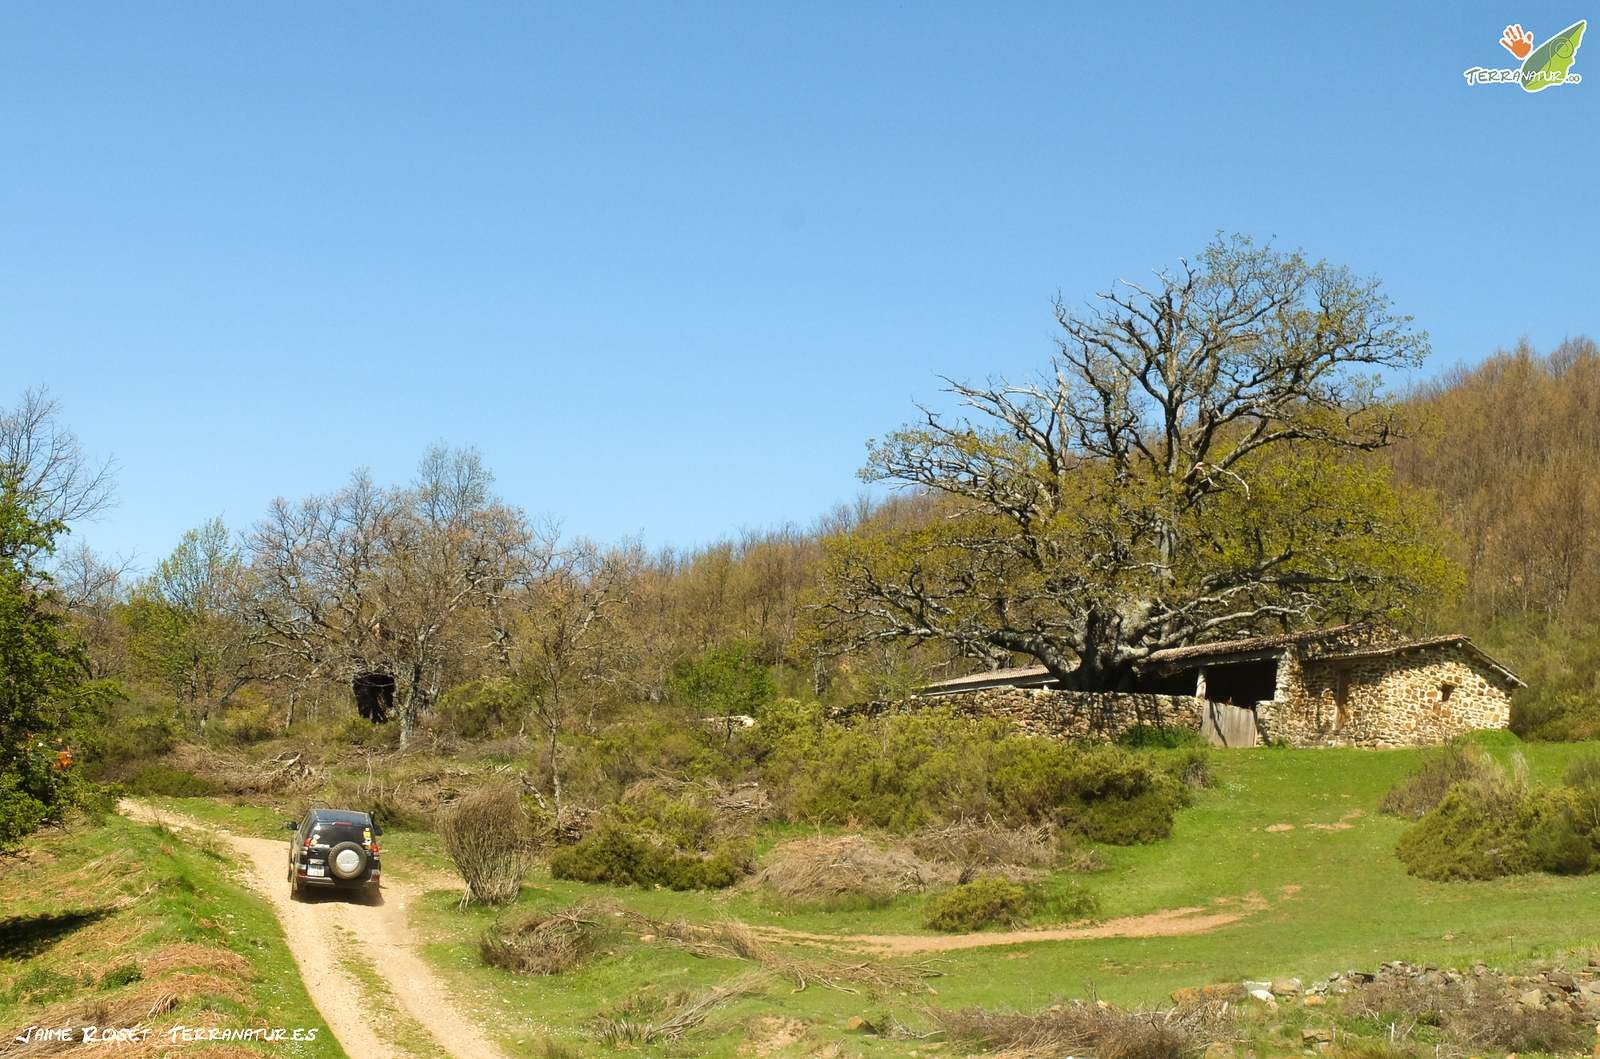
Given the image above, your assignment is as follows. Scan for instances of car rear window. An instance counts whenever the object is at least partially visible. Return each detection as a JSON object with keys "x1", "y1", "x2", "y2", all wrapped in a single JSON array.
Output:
[{"x1": 312, "y1": 811, "x2": 370, "y2": 826}]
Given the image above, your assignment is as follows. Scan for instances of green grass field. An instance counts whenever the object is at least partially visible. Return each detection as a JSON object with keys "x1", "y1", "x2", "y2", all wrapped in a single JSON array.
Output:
[
  {"x1": 29, "y1": 736, "x2": 1600, "y2": 1057},
  {"x1": 0, "y1": 812, "x2": 340, "y2": 1057},
  {"x1": 386, "y1": 737, "x2": 1600, "y2": 1056}
]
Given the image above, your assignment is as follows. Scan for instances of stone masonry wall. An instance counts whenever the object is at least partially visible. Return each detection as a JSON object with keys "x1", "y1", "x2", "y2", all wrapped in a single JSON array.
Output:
[
  {"x1": 837, "y1": 643, "x2": 1513, "y2": 748},
  {"x1": 837, "y1": 687, "x2": 1210, "y2": 741},
  {"x1": 1264, "y1": 644, "x2": 1512, "y2": 748}
]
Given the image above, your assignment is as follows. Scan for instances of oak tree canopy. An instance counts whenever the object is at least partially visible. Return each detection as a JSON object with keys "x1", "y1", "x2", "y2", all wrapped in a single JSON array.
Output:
[{"x1": 818, "y1": 236, "x2": 1458, "y2": 689}]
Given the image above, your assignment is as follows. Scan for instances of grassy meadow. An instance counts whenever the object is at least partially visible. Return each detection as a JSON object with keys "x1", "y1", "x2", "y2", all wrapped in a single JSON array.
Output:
[
  {"x1": 73, "y1": 734, "x2": 1600, "y2": 1057},
  {"x1": 0, "y1": 812, "x2": 339, "y2": 1057}
]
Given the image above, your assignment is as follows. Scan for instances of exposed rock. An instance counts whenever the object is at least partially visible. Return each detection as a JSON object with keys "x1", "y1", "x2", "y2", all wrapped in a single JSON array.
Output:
[{"x1": 1271, "y1": 977, "x2": 1303, "y2": 996}]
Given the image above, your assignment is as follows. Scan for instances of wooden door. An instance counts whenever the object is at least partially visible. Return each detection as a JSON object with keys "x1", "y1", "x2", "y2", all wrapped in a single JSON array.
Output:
[{"x1": 1205, "y1": 702, "x2": 1259, "y2": 747}]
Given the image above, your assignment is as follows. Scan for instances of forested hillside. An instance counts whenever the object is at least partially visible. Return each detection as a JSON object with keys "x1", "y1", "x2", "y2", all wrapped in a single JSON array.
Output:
[{"x1": 1391, "y1": 336, "x2": 1600, "y2": 738}]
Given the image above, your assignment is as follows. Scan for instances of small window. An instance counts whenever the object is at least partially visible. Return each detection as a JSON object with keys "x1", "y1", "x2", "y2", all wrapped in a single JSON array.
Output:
[{"x1": 1440, "y1": 682, "x2": 1457, "y2": 702}]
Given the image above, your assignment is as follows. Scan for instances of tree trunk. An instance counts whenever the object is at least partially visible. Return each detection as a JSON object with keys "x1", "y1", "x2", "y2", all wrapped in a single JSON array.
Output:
[
  {"x1": 399, "y1": 661, "x2": 427, "y2": 748},
  {"x1": 545, "y1": 719, "x2": 562, "y2": 820}
]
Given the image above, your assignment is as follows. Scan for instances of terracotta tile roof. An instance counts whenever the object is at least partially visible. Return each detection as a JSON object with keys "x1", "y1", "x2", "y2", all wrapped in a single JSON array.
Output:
[
  {"x1": 917, "y1": 624, "x2": 1525, "y2": 691},
  {"x1": 1317, "y1": 635, "x2": 1526, "y2": 688},
  {"x1": 1141, "y1": 624, "x2": 1369, "y2": 665},
  {"x1": 921, "y1": 664, "x2": 1053, "y2": 692}
]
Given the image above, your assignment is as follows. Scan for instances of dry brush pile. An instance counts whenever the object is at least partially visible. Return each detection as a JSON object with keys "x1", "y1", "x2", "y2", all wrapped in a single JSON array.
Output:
[{"x1": 439, "y1": 783, "x2": 539, "y2": 905}]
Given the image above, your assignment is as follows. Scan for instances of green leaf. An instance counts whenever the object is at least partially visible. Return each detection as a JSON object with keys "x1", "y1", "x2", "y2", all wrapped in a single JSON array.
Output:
[{"x1": 1521, "y1": 19, "x2": 1585, "y2": 93}]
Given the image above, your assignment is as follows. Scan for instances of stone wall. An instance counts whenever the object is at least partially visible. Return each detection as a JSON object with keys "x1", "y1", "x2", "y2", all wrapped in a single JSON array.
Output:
[
  {"x1": 836, "y1": 687, "x2": 1210, "y2": 741},
  {"x1": 835, "y1": 642, "x2": 1513, "y2": 748},
  {"x1": 1265, "y1": 643, "x2": 1513, "y2": 747}
]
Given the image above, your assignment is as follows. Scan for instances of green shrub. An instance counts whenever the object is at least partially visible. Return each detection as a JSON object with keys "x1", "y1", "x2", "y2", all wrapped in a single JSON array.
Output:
[
  {"x1": 210, "y1": 688, "x2": 277, "y2": 744},
  {"x1": 656, "y1": 844, "x2": 748, "y2": 890},
  {"x1": 122, "y1": 766, "x2": 221, "y2": 797},
  {"x1": 75, "y1": 781, "x2": 122, "y2": 823},
  {"x1": 1396, "y1": 785, "x2": 1545, "y2": 880},
  {"x1": 1068, "y1": 785, "x2": 1187, "y2": 844},
  {"x1": 1526, "y1": 817, "x2": 1595, "y2": 874},
  {"x1": 100, "y1": 716, "x2": 180, "y2": 766},
  {"x1": 98, "y1": 962, "x2": 142, "y2": 989},
  {"x1": 1116, "y1": 724, "x2": 1206, "y2": 749},
  {"x1": 921, "y1": 875, "x2": 1099, "y2": 932},
  {"x1": 1504, "y1": 627, "x2": 1600, "y2": 741},
  {"x1": 8, "y1": 966, "x2": 78, "y2": 1003},
  {"x1": 548, "y1": 819, "x2": 749, "y2": 891},
  {"x1": 1030, "y1": 879, "x2": 1100, "y2": 923},
  {"x1": 667, "y1": 642, "x2": 775, "y2": 717},
  {"x1": 1386, "y1": 738, "x2": 1600, "y2": 880},
  {"x1": 549, "y1": 822, "x2": 660, "y2": 887},
  {"x1": 923, "y1": 876, "x2": 1032, "y2": 932},
  {"x1": 560, "y1": 713, "x2": 748, "y2": 804},
  {"x1": 1533, "y1": 785, "x2": 1600, "y2": 874},
  {"x1": 765, "y1": 708, "x2": 1185, "y2": 841},
  {"x1": 1563, "y1": 753, "x2": 1600, "y2": 792},
  {"x1": 611, "y1": 790, "x2": 719, "y2": 852},
  {"x1": 435, "y1": 678, "x2": 522, "y2": 740},
  {"x1": 1161, "y1": 747, "x2": 1214, "y2": 790},
  {"x1": 1379, "y1": 742, "x2": 1503, "y2": 820},
  {"x1": 333, "y1": 712, "x2": 401, "y2": 750}
]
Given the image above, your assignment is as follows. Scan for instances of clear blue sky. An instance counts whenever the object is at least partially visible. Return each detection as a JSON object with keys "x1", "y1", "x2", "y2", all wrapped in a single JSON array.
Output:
[{"x1": 2, "y1": 3, "x2": 1595, "y2": 568}]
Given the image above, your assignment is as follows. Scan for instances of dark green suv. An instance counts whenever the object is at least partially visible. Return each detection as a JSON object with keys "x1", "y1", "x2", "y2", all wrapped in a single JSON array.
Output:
[{"x1": 285, "y1": 808, "x2": 382, "y2": 899}]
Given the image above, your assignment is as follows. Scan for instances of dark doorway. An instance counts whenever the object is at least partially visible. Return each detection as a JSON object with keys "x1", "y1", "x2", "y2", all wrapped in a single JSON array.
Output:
[
  {"x1": 1130, "y1": 667, "x2": 1201, "y2": 695},
  {"x1": 353, "y1": 672, "x2": 395, "y2": 723},
  {"x1": 1203, "y1": 658, "x2": 1277, "y2": 706}
]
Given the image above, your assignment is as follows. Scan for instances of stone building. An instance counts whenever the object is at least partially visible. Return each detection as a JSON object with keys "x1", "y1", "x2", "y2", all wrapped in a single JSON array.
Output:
[{"x1": 894, "y1": 625, "x2": 1524, "y2": 748}]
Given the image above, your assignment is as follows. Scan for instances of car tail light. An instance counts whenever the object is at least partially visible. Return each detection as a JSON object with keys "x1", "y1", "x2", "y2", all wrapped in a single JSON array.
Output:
[
  {"x1": 303, "y1": 836, "x2": 313, "y2": 848},
  {"x1": 369, "y1": 840, "x2": 380, "y2": 854}
]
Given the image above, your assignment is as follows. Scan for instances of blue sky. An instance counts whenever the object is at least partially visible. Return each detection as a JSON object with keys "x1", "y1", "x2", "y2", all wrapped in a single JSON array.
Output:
[{"x1": 2, "y1": 2, "x2": 1595, "y2": 568}]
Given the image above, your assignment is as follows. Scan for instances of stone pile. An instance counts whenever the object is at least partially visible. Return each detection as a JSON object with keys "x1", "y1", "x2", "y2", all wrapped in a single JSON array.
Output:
[{"x1": 1302, "y1": 958, "x2": 1600, "y2": 1016}]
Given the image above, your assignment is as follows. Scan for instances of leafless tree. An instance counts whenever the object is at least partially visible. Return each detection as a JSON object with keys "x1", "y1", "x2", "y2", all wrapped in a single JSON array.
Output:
[
  {"x1": 244, "y1": 447, "x2": 531, "y2": 743},
  {"x1": 0, "y1": 388, "x2": 115, "y2": 566},
  {"x1": 54, "y1": 542, "x2": 133, "y2": 679},
  {"x1": 484, "y1": 538, "x2": 640, "y2": 816},
  {"x1": 376, "y1": 446, "x2": 532, "y2": 740}
]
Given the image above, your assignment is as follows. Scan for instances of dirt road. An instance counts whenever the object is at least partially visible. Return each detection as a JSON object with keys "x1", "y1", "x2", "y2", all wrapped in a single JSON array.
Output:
[
  {"x1": 119, "y1": 801, "x2": 506, "y2": 1059},
  {"x1": 748, "y1": 902, "x2": 1253, "y2": 954}
]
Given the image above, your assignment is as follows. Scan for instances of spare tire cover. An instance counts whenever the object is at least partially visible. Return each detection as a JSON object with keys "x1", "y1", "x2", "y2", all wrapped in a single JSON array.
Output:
[{"x1": 329, "y1": 841, "x2": 367, "y2": 879}]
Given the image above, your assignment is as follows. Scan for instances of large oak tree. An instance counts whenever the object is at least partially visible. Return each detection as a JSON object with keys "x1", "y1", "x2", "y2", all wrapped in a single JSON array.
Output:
[{"x1": 817, "y1": 236, "x2": 1458, "y2": 689}]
